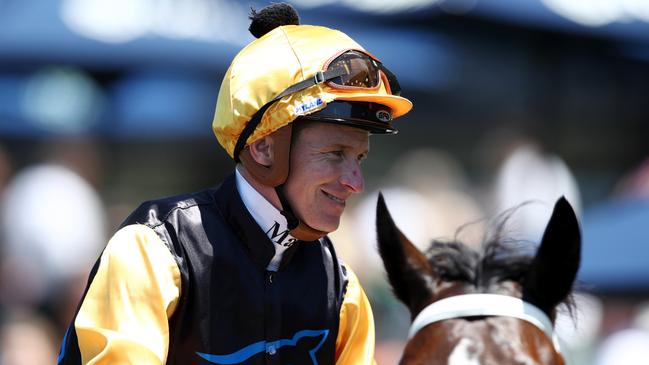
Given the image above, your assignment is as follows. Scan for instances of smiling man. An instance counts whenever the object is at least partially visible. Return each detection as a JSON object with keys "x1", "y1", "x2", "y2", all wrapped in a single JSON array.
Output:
[
  {"x1": 58, "y1": 3, "x2": 411, "y2": 365},
  {"x1": 247, "y1": 122, "x2": 369, "y2": 234}
]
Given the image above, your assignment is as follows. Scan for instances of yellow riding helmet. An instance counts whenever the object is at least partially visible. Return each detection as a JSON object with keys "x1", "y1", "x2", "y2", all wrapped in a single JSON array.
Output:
[
  {"x1": 212, "y1": 13, "x2": 413, "y2": 159},
  {"x1": 212, "y1": 3, "x2": 412, "y2": 241}
]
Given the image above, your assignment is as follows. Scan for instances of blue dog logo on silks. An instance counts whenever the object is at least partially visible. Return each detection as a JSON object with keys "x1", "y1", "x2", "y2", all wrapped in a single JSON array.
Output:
[{"x1": 197, "y1": 329, "x2": 329, "y2": 364}]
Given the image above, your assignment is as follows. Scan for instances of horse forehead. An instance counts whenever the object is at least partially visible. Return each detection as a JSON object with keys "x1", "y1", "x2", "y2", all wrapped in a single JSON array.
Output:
[
  {"x1": 445, "y1": 317, "x2": 548, "y2": 365},
  {"x1": 449, "y1": 338, "x2": 482, "y2": 365}
]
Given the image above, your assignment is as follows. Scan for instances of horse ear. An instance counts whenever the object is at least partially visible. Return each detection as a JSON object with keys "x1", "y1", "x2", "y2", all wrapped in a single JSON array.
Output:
[
  {"x1": 523, "y1": 196, "x2": 581, "y2": 315},
  {"x1": 376, "y1": 192, "x2": 438, "y2": 315}
]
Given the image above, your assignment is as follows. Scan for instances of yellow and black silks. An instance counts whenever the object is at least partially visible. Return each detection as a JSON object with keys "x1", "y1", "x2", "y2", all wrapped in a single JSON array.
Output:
[{"x1": 57, "y1": 173, "x2": 376, "y2": 364}]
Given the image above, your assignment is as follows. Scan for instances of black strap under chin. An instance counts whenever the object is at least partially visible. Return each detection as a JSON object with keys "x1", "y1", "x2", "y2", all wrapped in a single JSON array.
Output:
[
  {"x1": 233, "y1": 67, "x2": 348, "y2": 162},
  {"x1": 274, "y1": 184, "x2": 299, "y2": 230}
]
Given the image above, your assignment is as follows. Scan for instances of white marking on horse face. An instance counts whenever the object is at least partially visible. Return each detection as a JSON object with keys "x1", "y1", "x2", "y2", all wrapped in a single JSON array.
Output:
[{"x1": 449, "y1": 338, "x2": 482, "y2": 365}]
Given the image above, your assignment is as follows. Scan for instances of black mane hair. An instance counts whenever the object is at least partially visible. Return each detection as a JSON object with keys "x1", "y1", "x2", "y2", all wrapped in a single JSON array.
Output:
[
  {"x1": 424, "y1": 204, "x2": 536, "y2": 291},
  {"x1": 422, "y1": 206, "x2": 577, "y2": 316},
  {"x1": 425, "y1": 239, "x2": 534, "y2": 291}
]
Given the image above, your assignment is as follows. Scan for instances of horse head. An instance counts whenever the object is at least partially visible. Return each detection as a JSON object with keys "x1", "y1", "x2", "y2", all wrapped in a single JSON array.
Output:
[{"x1": 376, "y1": 194, "x2": 581, "y2": 365}]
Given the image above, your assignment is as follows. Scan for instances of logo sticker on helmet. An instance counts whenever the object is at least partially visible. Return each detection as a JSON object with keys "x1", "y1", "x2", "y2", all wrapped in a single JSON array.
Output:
[
  {"x1": 376, "y1": 110, "x2": 392, "y2": 122},
  {"x1": 295, "y1": 98, "x2": 324, "y2": 115}
]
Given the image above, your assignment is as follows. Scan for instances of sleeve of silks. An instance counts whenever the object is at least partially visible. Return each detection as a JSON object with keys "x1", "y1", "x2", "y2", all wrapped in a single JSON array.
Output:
[
  {"x1": 334, "y1": 266, "x2": 378, "y2": 365},
  {"x1": 66, "y1": 224, "x2": 181, "y2": 364}
]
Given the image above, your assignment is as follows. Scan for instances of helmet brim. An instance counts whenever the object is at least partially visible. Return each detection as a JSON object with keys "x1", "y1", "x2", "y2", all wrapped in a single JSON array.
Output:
[{"x1": 329, "y1": 92, "x2": 413, "y2": 119}]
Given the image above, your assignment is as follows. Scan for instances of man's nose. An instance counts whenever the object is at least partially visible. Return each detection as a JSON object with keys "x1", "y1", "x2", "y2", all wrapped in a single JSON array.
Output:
[{"x1": 340, "y1": 160, "x2": 364, "y2": 193}]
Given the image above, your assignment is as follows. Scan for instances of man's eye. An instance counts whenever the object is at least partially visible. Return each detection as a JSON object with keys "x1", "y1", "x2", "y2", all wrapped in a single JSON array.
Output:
[
  {"x1": 327, "y1": 150, "x2": 343, "y2": 158},
  {"x1": 357, "y1": 154, "x2": 367, "y2": 163}
]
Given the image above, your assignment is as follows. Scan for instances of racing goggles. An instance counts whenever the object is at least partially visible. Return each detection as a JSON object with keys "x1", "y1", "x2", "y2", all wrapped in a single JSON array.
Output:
[
  {"x1": 233, "y1": 50, "x2": 402, "y2": 161},
  {"x1": 324, "y1": 50, "x2": 402, "y2": 95}
]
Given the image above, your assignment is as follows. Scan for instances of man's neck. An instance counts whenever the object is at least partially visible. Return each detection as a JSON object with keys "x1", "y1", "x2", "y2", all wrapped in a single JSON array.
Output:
[
  {"x1": 236, "y1": 165, "x2": 282, "y2": 210},
  {"x1": 235, "y1": 166, "x2": 298, "y2": 271}
]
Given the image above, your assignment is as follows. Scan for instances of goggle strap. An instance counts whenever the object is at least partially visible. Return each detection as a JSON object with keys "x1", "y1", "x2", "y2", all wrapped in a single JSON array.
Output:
[
  {"x1": 377, "y1": 61, "x2": 402, "y2": 96},
  {"x1": 233, "y1": 66, "x2": 349, "y2": 162}
]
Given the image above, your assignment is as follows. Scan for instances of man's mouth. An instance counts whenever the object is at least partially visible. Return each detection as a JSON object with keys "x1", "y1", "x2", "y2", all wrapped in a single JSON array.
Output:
[{"x1": 323, "y1": 191, "x2": 345, "y2": 204}]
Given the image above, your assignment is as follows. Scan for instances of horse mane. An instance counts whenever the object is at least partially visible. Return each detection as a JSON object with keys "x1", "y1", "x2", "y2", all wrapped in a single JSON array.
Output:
[
  {"x1": 425, "y1": 239, "x2": 533, "y2": 291},
  {"x1": 423, "y1": 207, "x2": 576, "y2": 315}
]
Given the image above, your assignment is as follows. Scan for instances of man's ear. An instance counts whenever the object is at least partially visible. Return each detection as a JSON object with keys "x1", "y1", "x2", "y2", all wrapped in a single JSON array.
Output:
[
  {"x1": 238, "y1": 124, "x2": 292, "y2": 187},
  {"x1": 248, "y1": 135, "x2": 275, "y2": 167}
]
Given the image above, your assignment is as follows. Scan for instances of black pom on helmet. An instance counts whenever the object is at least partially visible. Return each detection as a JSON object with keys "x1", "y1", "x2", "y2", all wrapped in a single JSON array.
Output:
[{"x1": 249, "y1": 3, "x2": 300, "y2": 39}]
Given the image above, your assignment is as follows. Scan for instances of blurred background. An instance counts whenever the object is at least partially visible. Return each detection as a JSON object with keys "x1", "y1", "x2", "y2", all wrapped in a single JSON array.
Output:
[{"x1": 1, "y1": 0, "x2": 649, "y2": 364}]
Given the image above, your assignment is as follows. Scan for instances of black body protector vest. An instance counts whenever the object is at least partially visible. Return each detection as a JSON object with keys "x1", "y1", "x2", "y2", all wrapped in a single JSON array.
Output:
[{"x1": 60, "y1": 173, "x2": 349, "y2": 364}]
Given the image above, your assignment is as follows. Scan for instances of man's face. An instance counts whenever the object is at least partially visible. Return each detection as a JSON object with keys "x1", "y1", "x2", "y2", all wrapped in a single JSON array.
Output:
[{"x1": 284, "y1": 122, "x2": 369, "y2": 233}]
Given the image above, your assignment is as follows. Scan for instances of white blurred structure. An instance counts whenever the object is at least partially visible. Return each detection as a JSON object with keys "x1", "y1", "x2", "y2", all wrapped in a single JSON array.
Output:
[
  {"x1": 541, "y1": 0, "x2": 649, "y2": 27},
  {"x1": 61, "y1": 0, "x2": 251, "y2": 44},
  {"x1": 555, "y1": 293, "x2": 604, "y2": 365},
  {"x1": 1, "y1": 163, "x2": 105, "y2": 307},
  {"x1": 494, "y1": 144, "x2": 582, "y2": 243},
  {"x1": 595, "y1": 328, "x2": 649, "y2": 365}
]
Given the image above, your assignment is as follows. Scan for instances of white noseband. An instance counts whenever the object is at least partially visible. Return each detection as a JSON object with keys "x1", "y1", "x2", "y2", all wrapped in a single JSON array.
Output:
[{"x1": 408, "y1": 294, "x2": 562, "y2": 354}]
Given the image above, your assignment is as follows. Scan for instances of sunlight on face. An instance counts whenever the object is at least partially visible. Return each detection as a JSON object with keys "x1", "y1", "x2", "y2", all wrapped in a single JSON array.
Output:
[{"x1": 284, "y1": 122, "x2": 369, "y2": 233}]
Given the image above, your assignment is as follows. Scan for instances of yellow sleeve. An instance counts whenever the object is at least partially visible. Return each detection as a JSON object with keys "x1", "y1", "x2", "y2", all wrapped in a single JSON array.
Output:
[
  {"x1": 74, "y1": 224, "x2": 181, "y2": 364},
  {"x1": 335, "y1": 266, "x2": 377, "y2": 365}
]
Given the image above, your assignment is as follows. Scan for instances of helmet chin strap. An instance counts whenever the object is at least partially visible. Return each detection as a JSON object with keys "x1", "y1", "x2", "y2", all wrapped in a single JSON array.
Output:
[
  {"x1": 238, "y1": 123, "x2": 327, "y2": 242},
  {"x1": 274, "y1": 184, "x2": 327, "y2": 241}
]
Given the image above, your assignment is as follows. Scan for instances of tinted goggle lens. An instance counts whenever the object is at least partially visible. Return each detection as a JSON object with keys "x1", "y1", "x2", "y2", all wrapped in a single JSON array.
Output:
[
  {"x1": 327, "y1": 51, "x2": 381, "y2": 88},
  {"x1": 325, "y1": 50, "x2": 401, "y2": 95}
]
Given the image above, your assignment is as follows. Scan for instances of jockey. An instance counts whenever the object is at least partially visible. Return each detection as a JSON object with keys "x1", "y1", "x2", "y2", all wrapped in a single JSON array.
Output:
[{"x1": 58, "y1": 3, "x2": 412, "y2": 364}]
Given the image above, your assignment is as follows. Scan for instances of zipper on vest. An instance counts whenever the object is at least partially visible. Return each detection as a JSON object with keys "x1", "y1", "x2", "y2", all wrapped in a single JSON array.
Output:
[{"x1": 264, "y1": 270, "x2": 280, "y2": 364}]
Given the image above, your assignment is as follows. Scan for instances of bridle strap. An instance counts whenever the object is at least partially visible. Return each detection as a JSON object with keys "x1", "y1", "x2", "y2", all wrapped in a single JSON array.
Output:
[{"x1": 408, "y1": 294, "x2": 562, "y2": 353}]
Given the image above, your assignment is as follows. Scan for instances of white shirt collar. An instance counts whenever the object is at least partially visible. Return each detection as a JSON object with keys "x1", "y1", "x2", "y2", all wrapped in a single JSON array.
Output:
[{"x1": 235, "y1": 168, "x2": 298, "y2": 271}]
